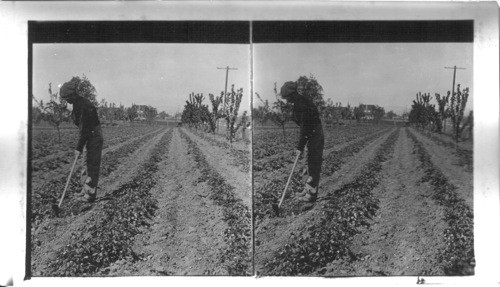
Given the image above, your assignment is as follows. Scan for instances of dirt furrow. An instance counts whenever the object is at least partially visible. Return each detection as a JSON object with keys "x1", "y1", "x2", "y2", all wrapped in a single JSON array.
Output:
[
  {"x1": 323, "y1": 128, "x2": 447, "y2": 276},
  {"x1": 31, "y1": 128, "x2": 170, "y2": 276},
  {"x1": 409, "y1": 128, "x2": 473, "y2": 209},
  {"x1": 190, "y1": 128, "x2": 250, "y2": 153},
  {"x1": 105, "y1": 128, "x2": 229, "y2": 275},
  {"x1": 181, "y1": 127, "x2": 251, "y2": 207}
]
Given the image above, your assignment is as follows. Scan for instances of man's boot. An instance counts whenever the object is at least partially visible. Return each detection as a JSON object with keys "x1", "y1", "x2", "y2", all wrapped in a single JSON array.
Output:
[
  {"x1": 298, "y1": 177, "x2": 318, "y2": 202},
  {"x1": 80, "y1": 177, "x2": 96, "y2": 203}
]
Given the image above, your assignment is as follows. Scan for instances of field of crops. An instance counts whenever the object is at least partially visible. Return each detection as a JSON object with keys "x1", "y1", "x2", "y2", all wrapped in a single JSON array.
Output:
[
  {"x1": 31, "y1": 123, "x2": 252, "y2": 276},
  {"x1": 31, "y1": 120, "x2": 473, "y2": 277},
  {"x1": 253, "y1": 123, "x2": 474, "y2": 276}
]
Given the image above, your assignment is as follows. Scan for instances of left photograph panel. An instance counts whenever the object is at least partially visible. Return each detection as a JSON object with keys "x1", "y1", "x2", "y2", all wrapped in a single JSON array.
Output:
[{"x1": 29, "y1": 22, "x2": 252, "y2": 276}]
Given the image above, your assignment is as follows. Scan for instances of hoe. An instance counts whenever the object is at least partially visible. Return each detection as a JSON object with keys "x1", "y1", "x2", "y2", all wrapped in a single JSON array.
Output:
[
  {"x1": 272, "y1": 152, "x2": 300, "y2": 216},
  {"x1": 52, "y1": 153, "x2": 79, "y2": 217}
]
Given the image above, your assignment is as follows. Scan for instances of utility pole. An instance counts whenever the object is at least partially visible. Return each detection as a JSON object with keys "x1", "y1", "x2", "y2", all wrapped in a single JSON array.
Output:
[
  {"x1": 445, "y1": 65, "x2": 466, "y2": 96},
  {"x1": 217, "y1": 65, "x2": 238, "y2": 108}
]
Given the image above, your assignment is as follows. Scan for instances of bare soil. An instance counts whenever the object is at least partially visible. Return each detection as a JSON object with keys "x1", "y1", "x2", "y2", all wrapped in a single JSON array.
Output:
[{"x1": 104, "y1": 128, "x2": 229, "y2": 275}]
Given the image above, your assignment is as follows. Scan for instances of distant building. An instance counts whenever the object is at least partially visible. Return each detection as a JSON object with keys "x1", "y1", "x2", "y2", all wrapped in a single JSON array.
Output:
[{"x1": 362, "y1": 104, "x2": 376, "y2": 120}]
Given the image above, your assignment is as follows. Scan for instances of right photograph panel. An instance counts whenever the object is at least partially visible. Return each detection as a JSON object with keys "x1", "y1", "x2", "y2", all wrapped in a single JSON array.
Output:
[{"x1": 252, "y1": 21, "x2": 474, "y2": 276}]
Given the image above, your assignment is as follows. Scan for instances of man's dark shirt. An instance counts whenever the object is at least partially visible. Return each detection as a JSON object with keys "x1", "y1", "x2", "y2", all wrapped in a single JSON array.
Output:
[
  {"x1": 71, "y1": 97, "x2": 100, "y2": 152},
  {"x1": 292, "y1": 95, "x2": 322, "y2": 152}
]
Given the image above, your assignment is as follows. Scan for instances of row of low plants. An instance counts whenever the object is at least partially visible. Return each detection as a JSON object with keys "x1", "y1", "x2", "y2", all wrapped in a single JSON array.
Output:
[
  {"x1": 322, "y1": 127, "x2": 394, "y2": 177},
  {"x1": 407, "y1": 129, "x2": 474, "y2": 275},
  {"x1": 179, "y1": 128, "x2": 252, "y2": 275},
  {"x1": 253, "y1": 128, "x2": 394, "y2": 223},
  {"x1": 31, "y1": 127, "x2": 167, "y2": 225},
  {"x1": 412, "y1": 127, "x2": 472, "y2": 170},
  {"x1": 44, "y1": 129, "x2": 173, "y2": 276},
  {"x1": 253, "y1": 126, "x2": 391, "y2": 173},
  {"x1": 189, "y1": 128, "x2": 251, "y2": 173},
  {"x1": 261, "y1": 129, "x2": 400, "y2": 276},
  {"x1": 253, "y1": 124, "x2": 389, "y2": 162},
  {"x1": 32, "y1": 126, "x2": 163, "y2": 173}
]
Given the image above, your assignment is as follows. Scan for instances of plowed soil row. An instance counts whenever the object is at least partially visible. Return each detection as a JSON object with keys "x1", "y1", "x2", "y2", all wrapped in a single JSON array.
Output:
[
  {"x1": 321, "y1": 128, "x2": 448, "y2": 276},
  {"x1": 179, "y1": 128, "x2": 252, "y2": 275},
  {"x1": 94, "y1": 127, "x2": 251, "y2": 275},
  {"x1": 259, "y1": 129, "x2": 401, "y2": 275},
  {"x1": 31, "y1": 128, "x2": 170, "y2": 276},
  {"x1": 255, "y1": 127, "x2": 397, "y2": 274},
  {"x1": 182, "y1": 128, "x2": 251, "y2": 207},
  {"x1": 102, "y1": 128, "x2": 231, "y2": 275},
  {"x1": 409, "y1": 127, "x2": 473, "y2": 208},
  {"x1": 31, "y1": 127, "x2": 166, "y2": 225}
]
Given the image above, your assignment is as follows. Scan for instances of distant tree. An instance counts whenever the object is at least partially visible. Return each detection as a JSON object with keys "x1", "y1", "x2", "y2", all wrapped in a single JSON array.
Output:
[
  {"x1": 253, "y1": 93, "x2": 271, "y2": 126},
  {"x1": 127, "y1": 105, "x2": 138, "y2": 122},
  {"x1": 341, "y1": 104, "x2": 353, "y2": 122},
  {"x1": 208, "y1": 93, "x2": 223, "y2": 133},
  {"x1": 158, "y1": 111, "x2": 168, "y2": 120},
  {"x1": 447, "y1": 85, "x2": 470, "y2": 141},
  {"x1": 66, "y1": 74, "x2": 99, "y2": 107},
  {"x1": 322, "y1": 99, "x2": 342, "y2": 126},
  {"x1": 144, "y1": 106, "x2": 158, "y2": 125},
  {"x1": 115, "y1": 104, "x2": 127, "y2": 121},
  {"x1": 370, "y1": 105, "x2": 385, "y2": 123},
  {"x1": 353, "y1": 104, "x2": 366, "y2": 122},
  {"x1": 31, "y1": 95, "x2": 44, "y2": 124},
  {"x1": 409, "y1": 92, "x2": 437, "y2": 130},
  {"x1": 296, "y1": 75, "x2": 325, "y2": 113},
  {"x1": 268, "y1": 83, "x2": 293, "y2": 138},
  {"x1": 435, "y1": 92, "x2": 450, "y2": 134},
  {"x1": 222, "y1": 85, "x2": 245, "y2": 143},
  {"x1": 40, "y1": 83, "x2": 71, "y2": 143},
  {"x1": 107, "y1": 102, "x2": 117, "y2": 124},
  {"x1": 181, "y1": 93, "x2": 209, "y2": 129},
  {"x1": 386, "y1": 110, "x2": 397, "y2": 119}
]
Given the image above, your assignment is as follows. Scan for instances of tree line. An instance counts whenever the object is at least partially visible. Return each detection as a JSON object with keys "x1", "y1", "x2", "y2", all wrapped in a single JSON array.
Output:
[
  {"x1": 408, "y1": 85, "x2": 472, "y2": 142},
  {"x1": 180, "y1": 85, "x2": 249, "y2": 143}
]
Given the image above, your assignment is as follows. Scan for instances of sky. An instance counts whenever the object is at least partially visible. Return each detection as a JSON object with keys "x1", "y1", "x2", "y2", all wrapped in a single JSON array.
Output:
[
  {"x1": 254, "y1": 43, "x2": 473, "y2": 115},
  {"x1": 33, "y1": 43, "x2": 473, "y2": 117},
  {"x1": 33, "y1": 44, "x2": 251, "y2": 116}
]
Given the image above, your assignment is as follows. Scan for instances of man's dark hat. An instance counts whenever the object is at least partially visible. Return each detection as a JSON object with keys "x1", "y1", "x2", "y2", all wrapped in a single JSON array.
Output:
[
  {"x1": 280, "y1": 81, "x2": 297, "y2": 99},
  {"x1": 60, "y1": 81, "x2": 77, "y2": 100}
]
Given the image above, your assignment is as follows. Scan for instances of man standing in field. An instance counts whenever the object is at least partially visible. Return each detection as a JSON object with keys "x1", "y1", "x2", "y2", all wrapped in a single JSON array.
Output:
[
  {"x1": 280, "y1": 81, "x2": 324, "y2": 203},
  {"x1": 60, "y1": 80, "x2": 103, "y2": 203}
]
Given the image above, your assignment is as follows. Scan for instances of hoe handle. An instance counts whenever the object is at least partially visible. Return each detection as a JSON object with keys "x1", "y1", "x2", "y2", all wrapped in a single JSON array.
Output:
[
  {"x1": 278, "y1": 152, "x2": 301, "y2": 209},
  {"x1": 58, "y1": 154, "x2": 79, "y2": 208}
]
